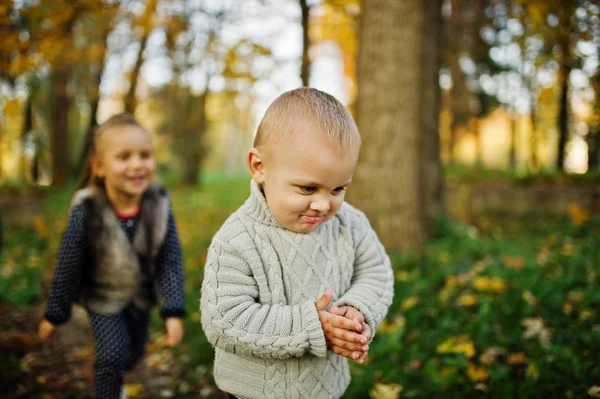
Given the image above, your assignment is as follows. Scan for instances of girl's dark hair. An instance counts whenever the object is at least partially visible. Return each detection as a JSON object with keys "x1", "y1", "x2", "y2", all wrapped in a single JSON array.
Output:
[{"x1": 76, "y1": 113, "x2": 148, "y2": 190}]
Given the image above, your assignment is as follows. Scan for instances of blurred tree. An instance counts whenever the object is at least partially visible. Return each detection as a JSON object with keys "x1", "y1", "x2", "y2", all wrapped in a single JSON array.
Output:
[
  {"x1": 442, "y1": 0, "x2": 505, "y2": 168},
  {"x1": 299, "y1": 0, "x2": 312, "y2": 86},
  {"x1": 348, "y1": 0, "x2": 443, "y2": 250},
  {"x1": 3, "y1": 0, "x2": 115, "y2": 186},
  {"x1": 589, "y1": 73, "x2": 600, "y2": 171},
  {"x1": 77, "y1": 1, "x2": 121, "y2": 171},
  {"x1": 314, "y1": 0, "x2": 360, "y2": 107},
  {"x1": 519, "y1": 0, "x2": 578, "y2": 172},
  {"x1": 124, "y1": 0, "x2": 158, "y2": 114},
  {"x1": 157, "y1": 0, "x2": 245, "y2": 186}
]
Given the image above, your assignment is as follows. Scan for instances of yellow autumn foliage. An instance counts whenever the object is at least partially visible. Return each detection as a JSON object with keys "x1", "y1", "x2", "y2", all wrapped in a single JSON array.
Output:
[
  {"x1": 369, "y1": 383, "x2": 403, "y2": 399},
  {"x1": 467, "y1": 363, "x2": 489, "y2": 382},
  {"x1": 567, "y1": 203, "x2": 591, "y2": 227},
  {"x1": 473, "y1": 276, "x2": 506, "y2": 294},
  {"x1": 436, "y1": 336, "x2": 476, "y2": 358}
]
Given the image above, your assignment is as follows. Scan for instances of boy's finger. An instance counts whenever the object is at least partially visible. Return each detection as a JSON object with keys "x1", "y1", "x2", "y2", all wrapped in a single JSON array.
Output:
[
  {"x1": 330, "y1": 314, "x2": 362, "y2": 332},
  {"x1": 361, "y1": 323, "x2": 372, "y2": 341},
  {"x1": 315, "y1": 290, "x2": 333, "y2": 311},
  {"x1": 329, "y1": 337, "x2": 369, "y2": 353},
  {"x1": 330, "y1": 327, "x2": 367, "y2": 344},
  {"x1": 330, "y1": 345, "x2": 354, "y2": 359},
  {"x1": 357, "y1": 351, "x2": 368, "y2": 363},
  {"x1": 329, "y1": 306, "x2": 343, "y2": 315}
]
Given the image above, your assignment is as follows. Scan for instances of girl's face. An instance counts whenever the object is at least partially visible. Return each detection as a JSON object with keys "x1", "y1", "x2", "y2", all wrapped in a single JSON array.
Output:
[{"x1": 92, "y1": 125, "x2": 155, "y2": 200}]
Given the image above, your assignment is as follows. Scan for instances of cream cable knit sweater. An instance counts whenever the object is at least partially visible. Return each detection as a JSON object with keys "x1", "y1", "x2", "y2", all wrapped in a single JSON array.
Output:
[{"x1": 200, "y1": 180, "x2": 394, "y2": 399}]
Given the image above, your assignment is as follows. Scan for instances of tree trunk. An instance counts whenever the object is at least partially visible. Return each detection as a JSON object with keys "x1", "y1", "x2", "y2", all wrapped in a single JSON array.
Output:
[
  {"x1": 50, "y1": 63, "x2": 71, "y2": 187},
  {"x1": 347, "y1": 0, "x2": 442, "y2": 251},
  {"x1": 124, "y1": 0, "x2": 157, "y2": 114},
  {"x1": 588, "y1": 126, "x2": 599, "y2": 172},
  {"x1": 299, "y1": 0, "x2": 311, "y2": 87},
  {"x1": 473, "y1": 117, "x2": 483, "y2": 168},
  {"x1": 20, "y1": 91, "x2": 34, "y2": 183},
  {"x1": 79, "y1": 28, "x2": 110, "y2": 171},
  {"x1": 529, "y1": 106, "x2": 538, "y2": 171},
  {"x1": 556, "y1": 64, "x2": 570, "y2": 172},
  {"x1": 448, "y1": 122, "x2": 458, "y2": 165},
  {"x1": 420, "y1": 0, "x2": 444, "y2": 236},
  {"x1": 587, "y1": 75, "x2": 600, "y2": 172},
  {"x1": 182, "y1": 89, "x2": 208, "y2": 186},
  {"x1": 509, "y1": 109, "x2": 517, "y2": 172}
]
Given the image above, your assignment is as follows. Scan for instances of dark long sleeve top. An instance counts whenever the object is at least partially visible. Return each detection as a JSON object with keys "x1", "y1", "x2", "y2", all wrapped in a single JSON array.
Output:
[{"x1": 44, "y1": 205, "x2": 186, "y2": 325}]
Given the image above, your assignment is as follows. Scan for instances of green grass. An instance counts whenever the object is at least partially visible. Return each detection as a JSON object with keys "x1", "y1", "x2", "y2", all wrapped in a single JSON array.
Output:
[{"x1": 1, "y1": 174, "x2": 599, "y2": 398}]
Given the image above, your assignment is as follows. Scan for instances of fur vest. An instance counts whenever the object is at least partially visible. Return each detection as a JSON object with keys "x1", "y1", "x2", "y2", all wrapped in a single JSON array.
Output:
[{"x1": 70, "y1": 184, "x2": 169, "y2": 315}]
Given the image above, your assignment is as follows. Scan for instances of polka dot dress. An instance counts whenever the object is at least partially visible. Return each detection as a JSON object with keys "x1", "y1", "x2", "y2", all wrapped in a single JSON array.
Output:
[{"x1": 45, "y1": 204, "x2": 185, "y2": 399}]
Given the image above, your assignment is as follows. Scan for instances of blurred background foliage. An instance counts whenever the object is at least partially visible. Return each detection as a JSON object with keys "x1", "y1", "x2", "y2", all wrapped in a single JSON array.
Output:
[{"x1": 0, "y1": 0, "x2": 599, "y2": 398}]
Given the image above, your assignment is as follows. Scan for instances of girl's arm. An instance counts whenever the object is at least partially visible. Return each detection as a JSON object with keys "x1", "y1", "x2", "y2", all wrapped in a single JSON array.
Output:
[
  {"x1": 156, "y1": 209, "x2": 186, "y2": 319},
  {"x1": 44, "y1": 205, "x2": 87, "y2": 325},
  {"x1": 332, "y1": 211, "x2": 394, "y2": 338},
  {"x1": 200, "y1": 237, "x2": 327, "y2": 360}
]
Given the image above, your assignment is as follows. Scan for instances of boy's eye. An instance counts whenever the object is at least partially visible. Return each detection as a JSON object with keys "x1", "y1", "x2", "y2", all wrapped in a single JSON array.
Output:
[
  {"x1": 140, "y1": 150, "x2": 152, "y2": 159},
  {"x1": 117, "y1": 152, "x2": 130, "y2": 160},
  {"x1": 332, "y1": 187, "x2": 347, "y2": 195},
  {"x1": 300, "y1": 186, "x2": 316, "y2": 194}
]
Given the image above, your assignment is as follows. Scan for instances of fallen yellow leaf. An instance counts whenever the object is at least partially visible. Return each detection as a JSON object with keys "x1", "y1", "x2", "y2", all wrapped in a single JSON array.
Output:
[
  {"x1": 508, "y1": 352, "x2": 529, "y2": 365},
  {"x1": 456, "y1": 294, "x2": 478, "y2": 307},
  {"x1": 467, "y1": 362, "x2": 489, "y2": 382},
  {"x1": 401, "y1": 296, "x2": 418, "y2": 311},
  {"x1": 124, "y1": 383, "x2": 144, "y2": 398},
  {"x1": 437, "y1": 336, "x2": 476, "y2": 358},
  {"x1": 567, "y1": 203, "x2": 591, "y2": 226},
  {"x1": 588, "y1": 386, "x2": 600, "y2": 398},
  {"x1": 370, "y1": 383, "x2": 403, "y2": 399},
  {"x1": 502, "y1": 255, "x2": 525, "y2": 270}
]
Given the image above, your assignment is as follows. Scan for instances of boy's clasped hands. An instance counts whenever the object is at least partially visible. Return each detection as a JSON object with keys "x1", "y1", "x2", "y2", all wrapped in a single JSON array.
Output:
[{"x1": 315, "y1": 290, "x2": 371, "y2": 363}]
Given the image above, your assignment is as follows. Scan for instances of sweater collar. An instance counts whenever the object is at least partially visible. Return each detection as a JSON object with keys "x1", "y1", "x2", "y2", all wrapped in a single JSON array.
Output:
[{"x1": 244, "y1": 179, "x2": 286, "y2": 228}]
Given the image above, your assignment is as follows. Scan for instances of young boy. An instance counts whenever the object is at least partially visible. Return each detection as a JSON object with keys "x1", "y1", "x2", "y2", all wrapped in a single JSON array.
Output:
[{"x1": 200, "y1": 88, "x2": 394, "y2": 399}]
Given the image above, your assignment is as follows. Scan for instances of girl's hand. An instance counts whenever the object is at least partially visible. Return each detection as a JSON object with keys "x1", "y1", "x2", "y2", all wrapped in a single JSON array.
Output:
[
  {"x1": 165, "y1": 317, "x2": 184, "y2": 347},
  {"x1": 38, "y1": 319, "x2": 56, "y2": 342}
]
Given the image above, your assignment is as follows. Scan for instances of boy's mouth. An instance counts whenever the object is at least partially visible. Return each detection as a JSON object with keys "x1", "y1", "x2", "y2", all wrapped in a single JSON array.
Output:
[{"x1": 301, "y1": 215, "x2": 325, "y2": 224}]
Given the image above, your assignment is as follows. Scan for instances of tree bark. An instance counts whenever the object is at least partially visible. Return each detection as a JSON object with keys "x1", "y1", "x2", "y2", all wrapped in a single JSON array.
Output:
[
  {"x1": 50, "y1": 63, "x2": 71, "y2": 187},
  {"x1": 347, "y1": 0, "x2": 443, "y2": 251},
  {"x1": 181, "y1": 89, "x2": 208, "y2": 186},
  {"x1": 20, "y1": 90, "x2": 34, "y2": 183},
  {"x1": 124, "y1": 0, "x2": 157, "y2": 114},
  {"x1": 529, "y1": 102, "x2": 538, "y2": 171},
  {"x1": 79, "y1": 26, "x2": 111, "y2": 172},
  {"x1": 420, "y1": 0, "x2": 444, "y2": 236},
  {"x1": 509, "y1": 109, "x2": 517, "y2": 172},
  {"x1": 556, "y1": 64, "x2": 570, "y2": 172},
  {"x1": 299, "y1": 0, "x2": 311, "y2": 87},
  {"x1": 473, "y1": 117, "x2": 483, "y2": 168}
]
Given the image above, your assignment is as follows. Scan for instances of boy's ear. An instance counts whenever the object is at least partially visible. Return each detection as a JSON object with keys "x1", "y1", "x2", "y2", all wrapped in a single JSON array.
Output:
[{"x1": 247, "y1": 148, "x2": 265, "y2": 184}]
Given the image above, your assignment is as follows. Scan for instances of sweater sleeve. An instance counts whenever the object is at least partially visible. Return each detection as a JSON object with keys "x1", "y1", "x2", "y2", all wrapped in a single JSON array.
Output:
[
  {"x1": 200, "y1": 236, "x2": 327, "y2": 360},
  {"x1": 44, "y1": 205, "x2": 87, "y2": 325},
  {"x1": 156, "y1": 209, "x2": 186, "y2": 319},
  {"x1": 333, "y1": 210, "x2": 394, "y2": 338}
]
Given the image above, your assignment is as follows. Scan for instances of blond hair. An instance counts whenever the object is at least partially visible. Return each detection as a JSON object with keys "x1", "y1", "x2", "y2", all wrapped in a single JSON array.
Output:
[
  {"x1": 254, "y1": 88, "x2": 361, "y2": 152},
  {"x1": 76, "y1": 113, "x2": 150, "y2": 190}
]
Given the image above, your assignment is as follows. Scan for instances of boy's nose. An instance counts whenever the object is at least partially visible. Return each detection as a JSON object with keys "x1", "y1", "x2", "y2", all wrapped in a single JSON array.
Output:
[{"x1": 310, "y1": 199, "x2": 330, "y2": 213}]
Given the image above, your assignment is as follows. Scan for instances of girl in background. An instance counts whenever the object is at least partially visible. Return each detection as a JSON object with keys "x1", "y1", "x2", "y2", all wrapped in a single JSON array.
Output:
[{"x1": 38, "y1": 113, "x2": 186, "y2": 399}]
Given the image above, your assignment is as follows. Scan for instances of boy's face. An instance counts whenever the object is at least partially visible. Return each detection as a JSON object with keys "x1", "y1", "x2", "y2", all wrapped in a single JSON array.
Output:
[{"x1": 248, "y1": 122, "x2": 360, "y2": 233}]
